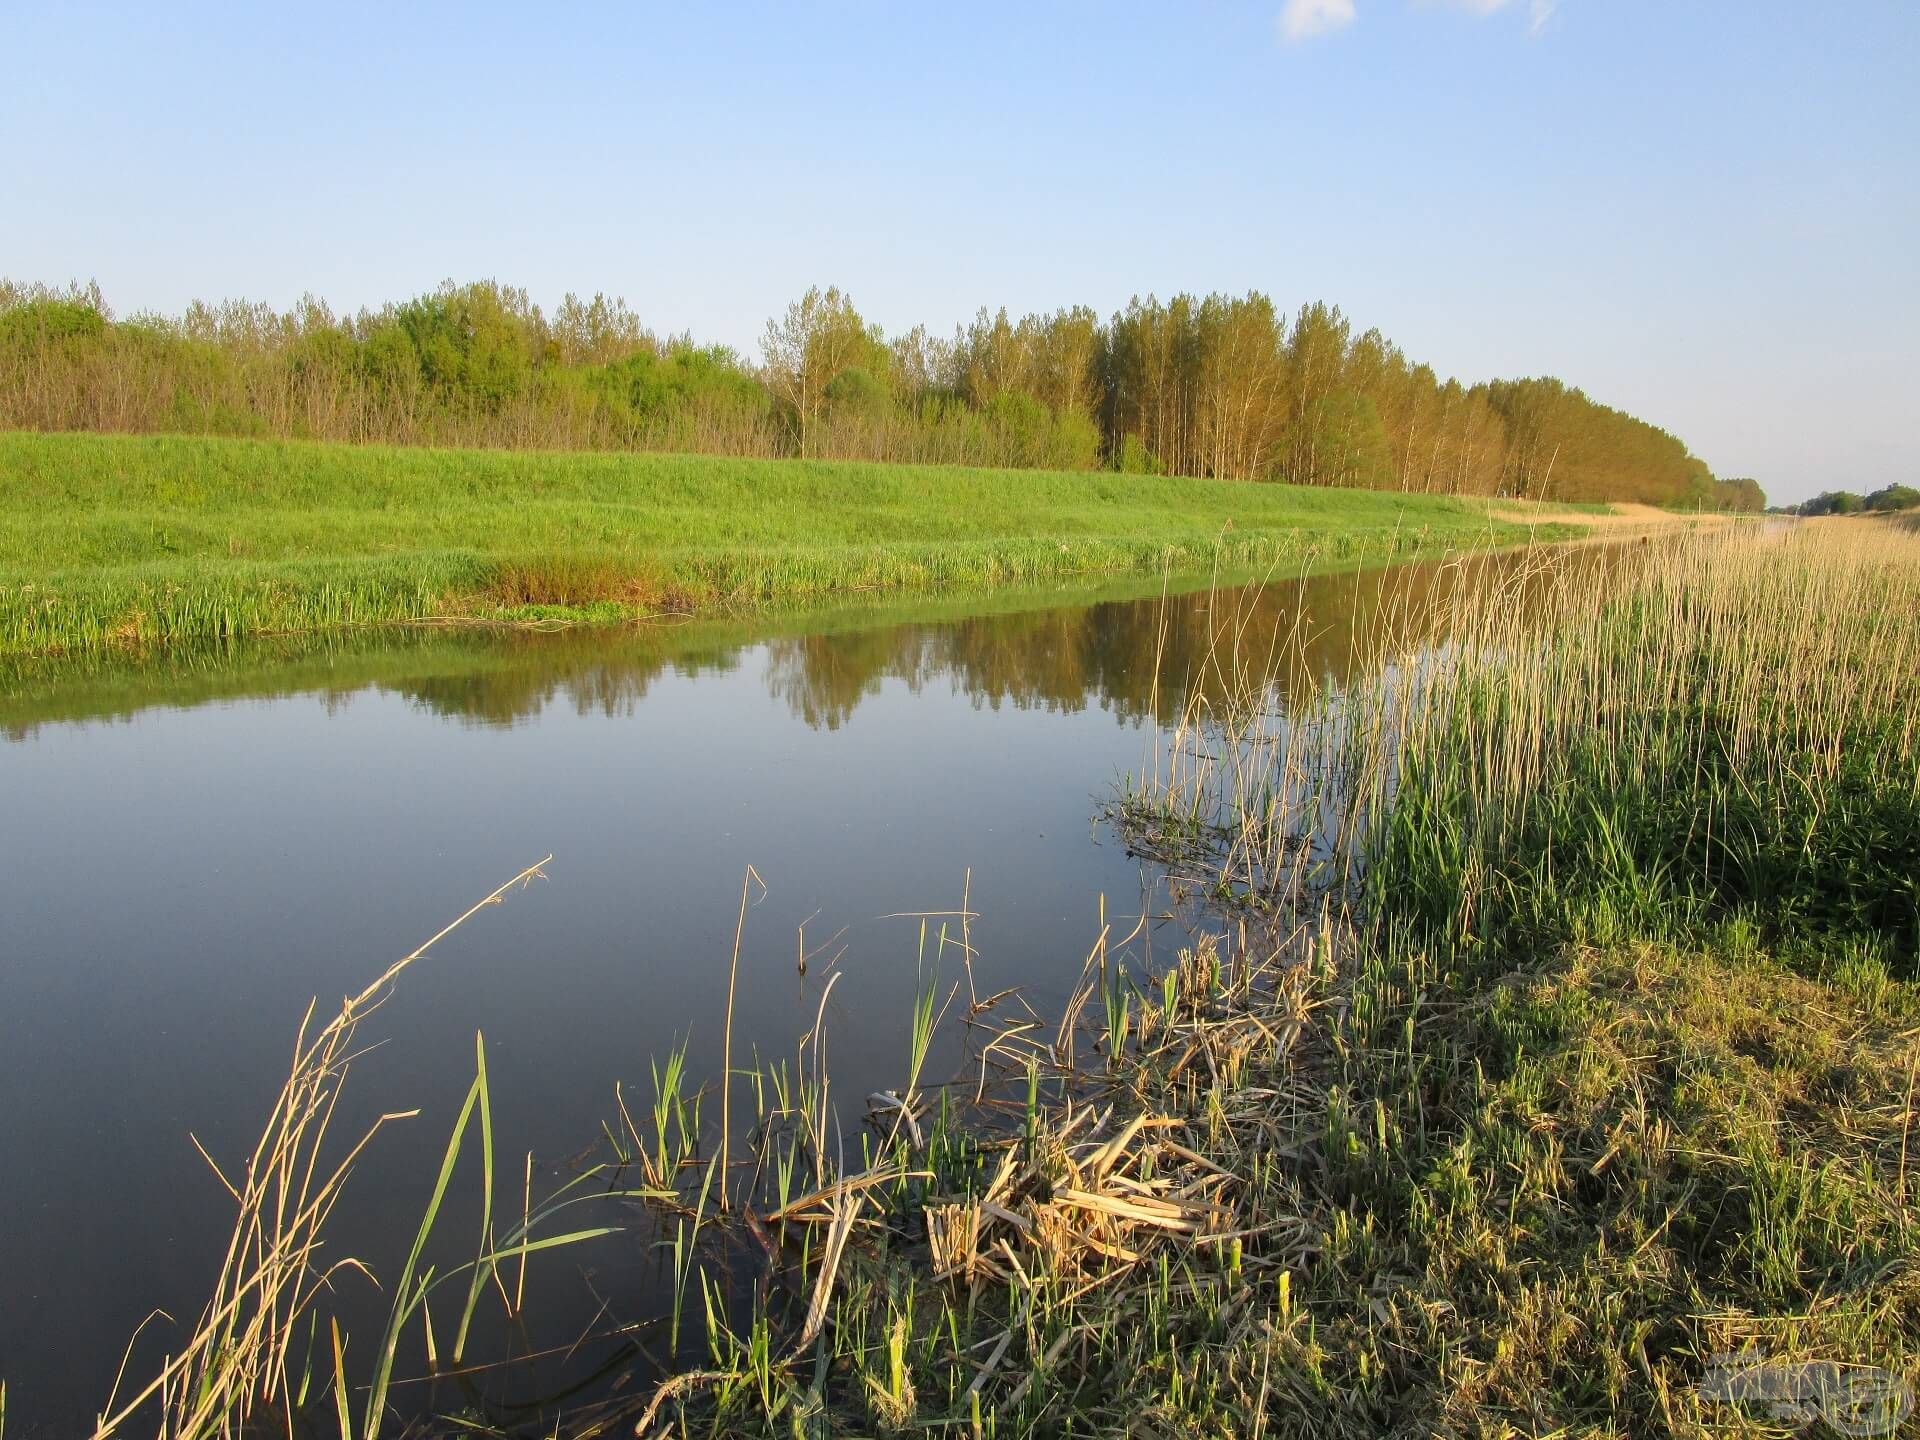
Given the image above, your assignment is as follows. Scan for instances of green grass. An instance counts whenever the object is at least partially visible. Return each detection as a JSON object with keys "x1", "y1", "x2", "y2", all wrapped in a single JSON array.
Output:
[
  {"x1": 90, "y1": 522, "x2": 1915, "y2": 1438},
  {"x1": 867, "y1": 519, "x2": 1918, "y2": 1436},
  {"x1": 0, "y1": 429, "x2": 1584, "y2": 656},
  {"x1": 1059, "y1": 520, "x2": 1920, "y2": 1434}
]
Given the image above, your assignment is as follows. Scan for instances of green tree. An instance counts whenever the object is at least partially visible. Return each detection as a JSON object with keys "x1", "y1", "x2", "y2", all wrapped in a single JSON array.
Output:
[
  {"x1": 1866, "y1": 483, "x2": 1920, "y2": 512},
  {"x1": 760, "y1": 286, "x2": 885, "y2": 455},
  {"x1": 1281, "y1": 300, "x2": 1351, "y2": 485},
  {"x1": 0, "y1": 271, "x2": 1747, "y2": 503},
  {"x1": 823, "y1": 365, "x2": 893, "y2": 423},
  {"x1": 1310, "y1": 389, "x2": 1393, "y2": 489}
]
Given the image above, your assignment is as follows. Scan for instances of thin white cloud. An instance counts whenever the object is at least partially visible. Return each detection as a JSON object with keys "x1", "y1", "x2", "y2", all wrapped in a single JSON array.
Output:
[
  {"x1": 1283, "y1": 0, "x2": 1557, "y2": 43},
  {"x1": 1418, "y1": 0, "x2": 1559, "y2": 34},
  {"x1": 1279, "y1": 0, "x2": 1357, "y2": 42}
]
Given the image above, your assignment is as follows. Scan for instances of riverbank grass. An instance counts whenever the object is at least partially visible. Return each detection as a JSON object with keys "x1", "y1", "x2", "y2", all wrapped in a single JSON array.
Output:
[
  {"x1": 0, "y1": 430, "x2": 1592, "y2": 656},
  {"x1": 733, "y1": 519, "x2": 1920, "y2": 1435},
  {"x1": 87, "y1": 520, "x2": 1920, "y2": 1437}
]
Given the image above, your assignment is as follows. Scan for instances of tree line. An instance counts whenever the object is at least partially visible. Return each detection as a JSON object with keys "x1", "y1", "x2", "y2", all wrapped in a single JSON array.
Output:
[
  {"x1": 0, "y1": 277, "x2": 1761, "y2": 509},
  {"x1": 1792, "y1": 485, "x2": 1919, "y2": 516}
]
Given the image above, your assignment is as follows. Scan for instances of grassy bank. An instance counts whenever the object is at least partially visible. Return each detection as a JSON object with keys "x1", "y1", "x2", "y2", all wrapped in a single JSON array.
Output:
[
  {"x1": 1093, "y1": 518, "x2": 1920, "y2": 1432},
  {"x1": 0, "y1": 560, "x2": 1388, "y2": 734},
  {"x1": 645, "y1": 519, "x2": 1917, "y2": 1434},
  {"x1": 85, "y1": 522, "x2": 1918, "y2": 1438},
  {"x1": 0, "y1": 430, "x2": 1589, "y2": 657}
]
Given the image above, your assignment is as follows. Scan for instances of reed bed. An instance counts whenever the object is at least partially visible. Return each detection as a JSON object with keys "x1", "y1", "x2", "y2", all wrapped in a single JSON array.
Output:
[
  {"x1": 82, "y1": 519, "x2": 1920, "y2": 1436},
  {"x1": 1123, "y1": 520, "x2": 1919, "y2": 965},
  {"x1": 1380, "y1": 523, "x2": 1917, "y2": 960}
]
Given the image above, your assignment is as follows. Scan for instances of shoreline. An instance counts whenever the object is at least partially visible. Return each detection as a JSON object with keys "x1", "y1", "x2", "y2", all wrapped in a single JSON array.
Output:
[
  {"x1": 0, "y1": 429, "x2": 1683, "y2": 662},
  {"x1": 37, "y1": 520, "x2": 1919, "y2": 1437}
]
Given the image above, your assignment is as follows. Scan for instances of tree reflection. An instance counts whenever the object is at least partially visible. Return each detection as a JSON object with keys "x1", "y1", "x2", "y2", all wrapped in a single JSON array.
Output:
[{"x1": 2, "y1": 550, "x2": 1604, "y2": 741}]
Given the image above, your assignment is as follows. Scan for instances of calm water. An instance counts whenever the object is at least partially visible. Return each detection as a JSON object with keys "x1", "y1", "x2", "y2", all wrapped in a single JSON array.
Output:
[{"x1": 0, "y1": 561, "x2": 1482, "y2": 1433}]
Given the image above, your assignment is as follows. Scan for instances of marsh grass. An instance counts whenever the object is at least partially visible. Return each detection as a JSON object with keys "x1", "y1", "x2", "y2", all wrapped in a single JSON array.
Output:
[
  {"x1": 1371, "y1": 522, "x2": 1920, "y2": 968},
  {"x1": 627, "y1": 520, "x2": 1920, "y2": 1435},
  {"x1": 1123, "y1": 521, "x2": 1920, "y2": 967},
  {"x1": 85, "y1": 521, "x2": 1920, "y2": 1436}
]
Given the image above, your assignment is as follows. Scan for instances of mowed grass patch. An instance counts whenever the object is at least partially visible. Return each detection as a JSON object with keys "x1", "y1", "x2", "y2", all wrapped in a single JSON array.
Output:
[{"x1": 0, "y1": 430, "x2": 1580, "y2": 654}]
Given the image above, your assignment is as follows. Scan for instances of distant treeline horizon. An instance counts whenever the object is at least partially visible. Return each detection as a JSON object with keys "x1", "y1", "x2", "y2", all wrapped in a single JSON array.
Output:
[
  {"x1": 0, "y1": 277, "x2": 1763, "y2": 511},
  {"x1": 1793, "y1": 485, "x2": 1919, "y2": 517}
]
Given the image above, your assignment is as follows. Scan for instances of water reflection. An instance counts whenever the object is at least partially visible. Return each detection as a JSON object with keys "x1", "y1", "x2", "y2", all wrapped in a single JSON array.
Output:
[
  {"x1": 0, "y1": 550, "x2": 1573, "y2": 1431},
  {"x1": 2, "y1": 553, "x2": 1527, "y2": 742}
]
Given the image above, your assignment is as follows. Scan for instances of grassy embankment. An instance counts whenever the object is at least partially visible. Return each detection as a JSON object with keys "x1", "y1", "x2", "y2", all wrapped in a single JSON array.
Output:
[
  {"x1": 87, "y1": 524, "x2": 1910, "y2": 1439},
  {"x1": 0, "y1": 429, "x2": 1599, "y2": 657}
]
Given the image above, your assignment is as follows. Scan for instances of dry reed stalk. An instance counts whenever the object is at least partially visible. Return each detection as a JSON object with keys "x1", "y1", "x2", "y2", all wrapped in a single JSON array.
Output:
[
  {"x1": 91, "y1": 856, "x2": 552, "y2": 1440},
  {"x1": 718, "y1": 865, "x2": 763, "y2": 1212}
]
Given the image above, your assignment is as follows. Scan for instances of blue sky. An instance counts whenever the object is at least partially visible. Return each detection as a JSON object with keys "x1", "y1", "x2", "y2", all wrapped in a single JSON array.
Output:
[{"x1": 2, "y1": 1, "x2": 1914, "y2": 502}]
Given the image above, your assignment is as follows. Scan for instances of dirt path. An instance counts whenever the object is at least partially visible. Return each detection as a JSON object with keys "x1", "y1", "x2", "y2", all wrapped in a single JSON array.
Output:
[{"x1": 1487, "y1": 501, "x2": 1738, "y2": 533}]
